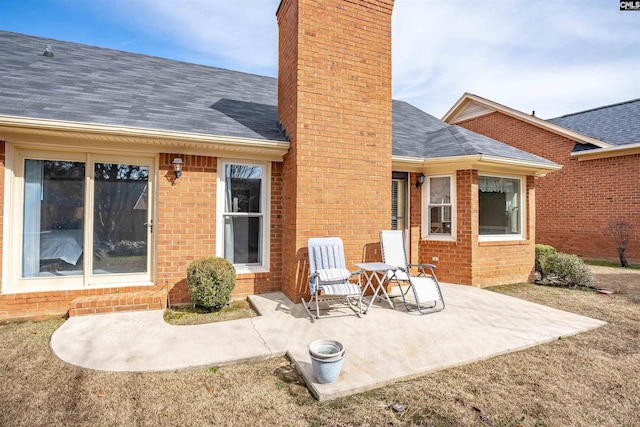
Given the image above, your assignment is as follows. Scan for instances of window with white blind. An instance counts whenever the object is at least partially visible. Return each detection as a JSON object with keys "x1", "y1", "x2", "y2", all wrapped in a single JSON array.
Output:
[{"x1": 391, "y1": 175, "x2": 407, "y2": 231}]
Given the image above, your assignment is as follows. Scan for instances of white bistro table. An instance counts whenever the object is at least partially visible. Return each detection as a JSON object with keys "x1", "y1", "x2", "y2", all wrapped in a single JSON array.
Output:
[{"x1": 354, "y1": 262, "x2": 397, "y2": 313}]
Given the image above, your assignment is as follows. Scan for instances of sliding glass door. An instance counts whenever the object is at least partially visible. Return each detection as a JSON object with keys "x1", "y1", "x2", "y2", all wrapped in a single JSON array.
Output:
[
  {"x1": 92, "y1": 163, "x2": 149, "y2": 275},
  {"x1": 15, "y1": 150, "x2": 153, "y2": 290},
  {"x1": 23, "y1": 160, "x2": 86, "y2": 278}
]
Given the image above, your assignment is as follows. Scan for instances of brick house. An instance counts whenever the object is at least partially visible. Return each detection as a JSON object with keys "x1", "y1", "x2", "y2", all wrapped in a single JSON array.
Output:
[
  {"x1": 444, "y1": 93, "x2": 639, "y2": 263},
  {"x1": 0, "y1": 0, "x2": 558, "y2": 322}
]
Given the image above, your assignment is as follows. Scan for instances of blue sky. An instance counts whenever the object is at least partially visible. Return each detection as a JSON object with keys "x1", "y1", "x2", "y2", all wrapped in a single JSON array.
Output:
[{"x1": 1, "y1": 0, "x2": 639, "y2": 118}]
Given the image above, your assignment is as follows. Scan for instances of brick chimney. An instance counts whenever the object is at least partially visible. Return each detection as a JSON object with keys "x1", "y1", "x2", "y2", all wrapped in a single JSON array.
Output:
[{"x1": 276, "y1": 0, "x2": 394, "y2": 300}]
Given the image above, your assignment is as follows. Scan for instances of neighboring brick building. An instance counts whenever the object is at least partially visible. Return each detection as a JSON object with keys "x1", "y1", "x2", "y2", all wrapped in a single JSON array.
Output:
[
  {"x1": 445, "y1": 94, "x2": 640, "y2": 263},
  {"x1": 0, "y1": 1, "x2": 558, "y2": 322}
]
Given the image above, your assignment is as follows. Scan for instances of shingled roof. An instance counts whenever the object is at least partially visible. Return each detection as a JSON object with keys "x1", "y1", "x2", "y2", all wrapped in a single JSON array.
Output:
[
  {"x1": 549, "y1": 99, "x2": 640, "y2": 147},
  {"x1": 0, "y1": 30, "x2": 555, "y2": 167},
  {"x1": 392, "y1": 101, "x2": 556, "y2": 165},
  {"x1": 0, "y1": 30, "x2": 285, "y2": 142}
]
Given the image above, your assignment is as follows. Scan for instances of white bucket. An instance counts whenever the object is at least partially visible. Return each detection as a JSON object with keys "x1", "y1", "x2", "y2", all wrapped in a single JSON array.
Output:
[
  {"x1": 309, "y1": 339, "x2": 345, "y2": 360},
  {"x1": 309, "y1": 339, "x2": 345, "y2": 384}
]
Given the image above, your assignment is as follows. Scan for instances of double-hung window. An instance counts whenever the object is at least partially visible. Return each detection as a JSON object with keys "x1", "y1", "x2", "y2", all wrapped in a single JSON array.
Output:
[
  {"x1": 478, "y1": 175, "x2": 523, "y2": 240},
  {"x1": 217, "y1": 160, "x2": 270, "y2": 272},
  {"x1": 424, "y1": 175, "x2": 454, "y2": 239}
]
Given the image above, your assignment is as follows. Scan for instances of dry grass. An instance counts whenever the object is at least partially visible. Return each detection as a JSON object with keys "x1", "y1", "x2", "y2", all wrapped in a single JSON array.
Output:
[
  {"x1": 163, "y1": 300, "x2": 257, "y2": 325},
  {"x1": 1, "y1": 267, "x2": 639, "y2": 426}
]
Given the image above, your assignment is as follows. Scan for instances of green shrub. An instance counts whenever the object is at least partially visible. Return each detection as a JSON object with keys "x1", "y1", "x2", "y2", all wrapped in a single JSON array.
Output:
[
  {"x1": 535, "y1": 244, "x2": 557, "y2": 276},
  {"x1": 187, "y1": 257, "x2": 236, "y2": 311},
  {"x1": 538, "y1": 252, "x2": 596, "y2": 288}
]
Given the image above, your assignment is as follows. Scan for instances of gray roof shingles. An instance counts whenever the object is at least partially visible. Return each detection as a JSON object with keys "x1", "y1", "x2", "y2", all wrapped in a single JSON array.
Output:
[
  {"x1": 0, "y1": 30, "x2": 285, "y2": 141},
  {"x1": 392, "y1": 100, "x2": 555, "y2": 165},
  {"x1": 548, "y1": 99, "x2": 640, "y2": 147},
  {"x1": 1, "y1": 31, "x2": 555, "y2": 166}
]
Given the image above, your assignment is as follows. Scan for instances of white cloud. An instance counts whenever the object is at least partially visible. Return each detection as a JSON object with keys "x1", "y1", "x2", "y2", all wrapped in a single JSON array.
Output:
[
  {"x1": 89, "y1": 0, "x2": 281, "y2": 75},
  {"x1": 85, "y1": 0, "x2": 640, "y2": 118},
  {"x1": 392, "y1": 0, "x2": 640, "y2": 118}
]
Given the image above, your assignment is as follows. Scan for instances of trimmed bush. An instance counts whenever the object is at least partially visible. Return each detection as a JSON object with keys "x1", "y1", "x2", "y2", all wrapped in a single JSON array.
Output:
[
  {"x1": 537, "y1": 252, "x2": 596, "y2": 289},
  {"x1": 187, "y1": 257, "x2": 236, "y2": 311},
  {"x1": 535, "y1": 244, "x2": 557, "y2": 276}
]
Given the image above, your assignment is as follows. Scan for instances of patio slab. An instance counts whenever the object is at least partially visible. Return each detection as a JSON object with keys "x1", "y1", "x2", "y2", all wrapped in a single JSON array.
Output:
[{"x1": 51, "y1": 283, "x2": 605, "y2": 401}]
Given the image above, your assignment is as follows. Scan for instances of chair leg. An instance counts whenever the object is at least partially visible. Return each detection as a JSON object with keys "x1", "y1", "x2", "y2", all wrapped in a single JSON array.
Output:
[{"x1": 301, "y1": 295, "x2": 321, "y2": 321}]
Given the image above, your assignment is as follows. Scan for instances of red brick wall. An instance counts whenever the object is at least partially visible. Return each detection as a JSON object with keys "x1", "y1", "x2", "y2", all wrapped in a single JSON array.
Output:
[
  {"x1": 409, "y1": 173, "x2": 422, "y2": 266},
  {"x1": 474, "y1": 176, "x2": 536, "y2": 286},
  {"x1": 421, "y1": 170, "x2": 474, "y2": 285},
  {"x1": 277, "y1": 0, "x2": 302, "y2": 299},
  {"x1": 156, "y1": 154, "x2": 217, "y2": 304},
  {"x1": 277, "y1": 0, "x2": 394, "y2": 300},
  {"x1": 157, "y1": 154, "x2": 284, "y2": 304},
  {"x1": 418, "y1": 171, "x2": 536, "y2": 287},
  {"x1": 0, "y1": 151, "x2": 284, "y2": 321},
  {"x1": 0, "y1": 286, "x2": 165, "y2": 323},
  {"x1": 457, "y1": 112, "x2": 640, "y2": 263}
]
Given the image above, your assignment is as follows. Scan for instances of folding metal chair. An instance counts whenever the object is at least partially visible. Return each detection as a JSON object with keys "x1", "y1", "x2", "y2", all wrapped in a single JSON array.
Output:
[
  {"x1": 302, "y1": 237, "x2": 363, "y2": 320},
  {"x1": 380, "y1": 230, "x2": 445, "y2": 314}
]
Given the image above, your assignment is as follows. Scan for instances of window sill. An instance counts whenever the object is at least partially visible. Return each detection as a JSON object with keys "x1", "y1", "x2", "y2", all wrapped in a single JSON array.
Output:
[
  {"x1": 423, "y1": 235, "x2": 456, "y2": 242},
  {"x1": 478, "y1": 238, "x2": 529, "y2": 247},
  {"x1": 233, "y1": 265, "x2": 270, "y2": 275}
]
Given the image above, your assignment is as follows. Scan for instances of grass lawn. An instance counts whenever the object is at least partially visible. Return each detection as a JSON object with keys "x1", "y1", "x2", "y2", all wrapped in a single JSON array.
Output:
[
  {"x1": 0, "y1": 267, "x2": 638, "y2": 426},
  {"x1": 585, "y1": 259, "x2": 640, "y2": 270}
]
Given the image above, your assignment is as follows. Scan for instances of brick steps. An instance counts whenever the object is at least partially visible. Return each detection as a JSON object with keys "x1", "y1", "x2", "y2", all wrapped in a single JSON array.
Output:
[{"x1": 68, "y1": 289, "x2": 168, "y2": 317}]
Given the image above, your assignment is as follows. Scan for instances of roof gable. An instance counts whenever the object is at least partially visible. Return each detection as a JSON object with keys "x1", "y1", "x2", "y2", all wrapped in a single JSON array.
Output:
[{"x1": 443, "y1": 93, "x2": 612, "y2": 149}]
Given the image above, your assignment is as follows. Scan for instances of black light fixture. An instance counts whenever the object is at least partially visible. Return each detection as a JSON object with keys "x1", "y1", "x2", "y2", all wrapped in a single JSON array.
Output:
[
  {"x1": 172, "y1": 157, "x2": 183, "y2": 179},
  {"x1": 416, "y1": 173, "x2": 425, "y2": 188}
]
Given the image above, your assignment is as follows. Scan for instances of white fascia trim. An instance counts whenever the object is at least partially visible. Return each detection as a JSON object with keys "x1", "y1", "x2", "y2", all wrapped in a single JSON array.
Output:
[
  {"x1": 391, "y1": 155, "x2": 425, "y2": 172},
  {"x1": 420, "y1": 154, "x2": 562, "y2": 176},
  {"x1": 0, "y1": 115, "x2": 290, "y2": 159},
  {"x1": 478, "y1": 155, "x2": 562, "y2": 175},
  {"x1": 393, "y1": 154, "x2": 561, "y2": 176},
  {"x1": 443, "y1": 93, "x2": 612, "y2": 149},
  {"x1": 570, "y1": 142, "x2": 640, "y2": 160}
]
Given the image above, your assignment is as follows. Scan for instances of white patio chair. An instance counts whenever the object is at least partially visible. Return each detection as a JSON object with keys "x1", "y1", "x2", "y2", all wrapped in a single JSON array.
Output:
[
  {"x1": 303, "y1": 237, "x2": 363, "y2": 320},
  {"x1": 380, "y1": 230, "x2": 445, "y2": 314}
]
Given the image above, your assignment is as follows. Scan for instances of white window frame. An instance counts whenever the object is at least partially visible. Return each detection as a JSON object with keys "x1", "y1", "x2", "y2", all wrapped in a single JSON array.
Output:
[
  {"x1": 422, "y1": 174, "x2": 456, "y2": 241},
  {"x1": 478, "y1": 174, "x2": 526, "y2": 242},
  {"x1": 2, "y1": 146, "x2": 156, "y2": 294},
  {"x1": 216, "y1": 159, "x2": 271, "y2": 274}
]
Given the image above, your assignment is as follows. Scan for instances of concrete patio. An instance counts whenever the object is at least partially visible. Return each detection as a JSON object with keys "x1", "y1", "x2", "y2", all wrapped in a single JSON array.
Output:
[{"x1": 51, "y1": 283, "x2": 605, "y2": 401}]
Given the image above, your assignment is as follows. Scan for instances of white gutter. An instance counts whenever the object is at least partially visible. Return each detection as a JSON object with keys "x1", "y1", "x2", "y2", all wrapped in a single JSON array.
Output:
[
  {"x1": 393, "y1": 153, "x2": 561, "y2": 176},
  {"x1": 0, "y1": 115, "x2": 290, "y2": 159},
  {"x1": 571, "y1": 141, "x2": 640, "y2": 160}
]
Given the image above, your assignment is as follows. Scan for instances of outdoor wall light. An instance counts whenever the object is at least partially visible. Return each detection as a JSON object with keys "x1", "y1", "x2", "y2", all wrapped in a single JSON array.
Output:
[
  {"x1": 172, "y1": 157, "x2": 184, "y2": 179},
  {"x1": 416, "y1": 173, "x2": 425, "y2": 188}
]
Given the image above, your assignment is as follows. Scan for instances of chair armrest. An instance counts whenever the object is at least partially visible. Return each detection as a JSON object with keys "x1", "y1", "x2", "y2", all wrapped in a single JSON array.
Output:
[
  {"x1": 408, "y1": 263, "x2": 436, "y2": 277},
  {"x1": 409, "y1": 263, "x2": 436, "y2": 269}
]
